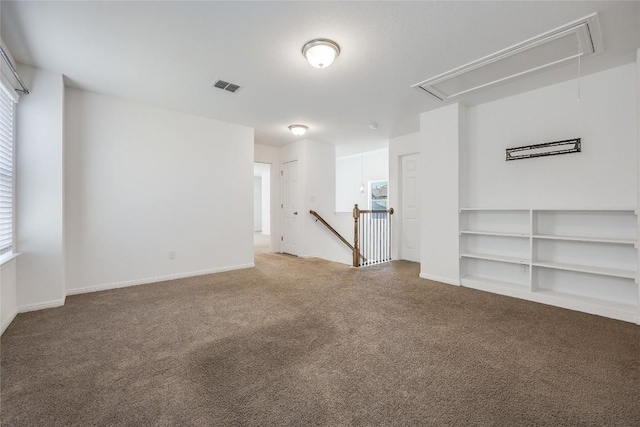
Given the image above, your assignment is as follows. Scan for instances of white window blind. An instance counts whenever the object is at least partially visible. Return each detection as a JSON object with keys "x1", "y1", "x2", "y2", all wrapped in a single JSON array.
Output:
[{"x1": 0, "y1": 86, "x2": 15, "y2": 254}]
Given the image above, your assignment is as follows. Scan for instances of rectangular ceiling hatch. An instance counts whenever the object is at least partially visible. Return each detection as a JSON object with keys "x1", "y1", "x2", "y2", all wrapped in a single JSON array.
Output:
[{"x1": 412, "y1": 13, "x2": 602, "y2": 101}]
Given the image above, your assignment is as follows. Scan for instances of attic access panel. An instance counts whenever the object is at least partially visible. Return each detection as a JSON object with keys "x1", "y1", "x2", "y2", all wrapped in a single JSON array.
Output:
[{"x1": 412, "y1": 14, "x2": 602, "y2": 101}]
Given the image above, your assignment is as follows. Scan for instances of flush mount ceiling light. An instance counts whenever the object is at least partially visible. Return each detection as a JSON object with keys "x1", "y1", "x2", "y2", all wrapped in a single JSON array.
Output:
[
  {"x1": 302, "y1": 39, "x2": 340, "y2": 69},
  {"x1": 288, "y1": 124, "x2": 308, "y2": 136}
]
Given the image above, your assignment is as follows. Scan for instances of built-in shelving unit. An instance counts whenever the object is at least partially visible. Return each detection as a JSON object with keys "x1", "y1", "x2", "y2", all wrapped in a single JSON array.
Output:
[{"x1": 459, "y1": 208, "x2": 640, "y2": 324}]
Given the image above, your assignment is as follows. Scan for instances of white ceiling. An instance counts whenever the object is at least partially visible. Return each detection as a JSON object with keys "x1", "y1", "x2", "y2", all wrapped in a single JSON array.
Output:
[{"x1": 1, "y1": 1, "x2": 638, "y2": 149}]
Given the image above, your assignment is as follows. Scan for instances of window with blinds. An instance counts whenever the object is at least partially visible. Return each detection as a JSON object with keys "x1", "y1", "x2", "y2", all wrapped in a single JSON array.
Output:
[{"x1": 0, "y1": 86, "x2": 15, "y2": 254}]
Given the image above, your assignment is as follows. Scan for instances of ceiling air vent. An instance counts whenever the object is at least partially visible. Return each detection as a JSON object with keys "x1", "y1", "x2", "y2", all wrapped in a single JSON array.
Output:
[
  {"x1": 412, "y1": 13, "x2": 602, "y2": 101},
  {"x1": 212, "y1": 79, "x2": 242, "y2": 93}
]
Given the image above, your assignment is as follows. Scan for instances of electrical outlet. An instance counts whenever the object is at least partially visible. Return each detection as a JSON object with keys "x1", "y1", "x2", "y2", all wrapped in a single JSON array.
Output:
[
  {"x1": 521, "y1": 265, "x2": 527, "y2": 275},
  {"x1": 169, "y1": 250, "x2": 176, "y2": 260}
]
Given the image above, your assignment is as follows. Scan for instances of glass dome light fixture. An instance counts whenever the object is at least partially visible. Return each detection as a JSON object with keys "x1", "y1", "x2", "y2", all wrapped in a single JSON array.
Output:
[
  {"x1": 302, "y1": 39, "x2": 340, "y2": 69},
  {"x1": 288, "y1": 124, "x2": 308, "y2": 136}
]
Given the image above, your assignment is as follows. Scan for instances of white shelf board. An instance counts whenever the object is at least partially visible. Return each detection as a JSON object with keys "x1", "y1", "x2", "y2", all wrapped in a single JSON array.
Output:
[
  {"x1": 461, "y1": 276, "x2": 639, "y2": 323},
  {"x1": 461, "y1": 253, "x2": 528, "y2": 265},
  {"x1": 532, "y1": 234, "x2": 636, "y2": 245},
  {"x1": 533, "y1": 261, "x2": 637, "y2": 279},
  {"x1": 460, "y1": 230, "x2": 529, "y2": 238},
  {"x1": 532, "y1": 290, "x2": 638, "y2": 323},
  {"x1": 461, "y1": 275, "x2": 530, "y2": 297},
  {"x1": 461, "y1": 208, "x2": 637, "y2": 212},
  {"x1": 459, "y1": 208, "x2": 530, "y2": 212},
  {"x1": 534, "y1": 208, "x2": 637, "y2": 213}
]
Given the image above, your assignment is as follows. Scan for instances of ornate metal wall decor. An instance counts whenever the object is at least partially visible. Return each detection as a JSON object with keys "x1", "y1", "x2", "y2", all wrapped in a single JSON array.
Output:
[{"x1": 506, "y1": 138, "x2": 581, "y2": 161}]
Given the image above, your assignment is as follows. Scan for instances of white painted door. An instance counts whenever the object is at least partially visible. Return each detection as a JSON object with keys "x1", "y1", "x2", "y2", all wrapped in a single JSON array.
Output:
[
  {"x1": 401, "y1": 154, "x2": 420, "y2": 262},
  {"x1": 281, "y1": 160, "x2": 299, "y2": 256}
]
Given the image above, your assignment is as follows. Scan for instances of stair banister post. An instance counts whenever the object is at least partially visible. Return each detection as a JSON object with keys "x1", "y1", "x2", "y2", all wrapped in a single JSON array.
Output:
[{"x1": 353, "y1": 204, "x2": 360, "y2": 267}]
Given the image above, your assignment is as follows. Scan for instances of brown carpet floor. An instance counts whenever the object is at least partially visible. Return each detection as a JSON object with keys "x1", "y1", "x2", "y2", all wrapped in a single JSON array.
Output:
[{"x1": 2, "y1": 253, "x2": 640, "y2": 426}]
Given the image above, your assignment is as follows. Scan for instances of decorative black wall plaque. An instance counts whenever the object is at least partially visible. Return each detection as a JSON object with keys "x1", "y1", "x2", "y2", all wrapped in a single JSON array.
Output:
[{"x1": 506, "y1": 138, "x2": 581, "y2": 161}]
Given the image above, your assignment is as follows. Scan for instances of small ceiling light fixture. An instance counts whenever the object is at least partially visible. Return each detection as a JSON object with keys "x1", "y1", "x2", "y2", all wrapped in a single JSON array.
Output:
[
  {"x1": 369, "y1": 123, "x2": 378, "y2": 130},
  {"x1": 302, "y1": 39, "x2": 340, "y2": 69},
  {"x1": 288, "y1": 124, "x2": 308, "y2": 136}
]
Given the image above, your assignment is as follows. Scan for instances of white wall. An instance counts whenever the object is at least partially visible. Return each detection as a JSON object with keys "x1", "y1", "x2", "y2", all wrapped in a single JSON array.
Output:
[
  {"x1": 305, "y1": 140, "x2": 352, "y2": 264},
  {"x1": 336, "y1": 148, "x2": 389, "y2": 212},
  {"x1": 312, "y1": 210, "x2": 353, "y2": 265},
  {"x1": 1, "y1": 258, "x2": 17, "y2": 333},
  {"x1": 335, "y1": 139, "x2": 388, "y2": 157},
  {"x1": 465, "y1": 63, "x2": 638, "y2": 208},
  {"x1": 15, "y1": 65, "x2": 66, "y2": 310},
  {"x1": 389, "y1": 132, "x2": 420, "y2": 260},
  {"x1": 65, "y1": 89, "x2": 254, "y2": 293},
  {"x1": 280, "y1": 139, "x2": 352, "y2": 264},
  {"x1": 420, "y1": 104, "x2": 465, "y2": 286}
]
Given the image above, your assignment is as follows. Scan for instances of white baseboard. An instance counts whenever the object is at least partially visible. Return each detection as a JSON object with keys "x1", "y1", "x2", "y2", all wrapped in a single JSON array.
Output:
[
  {"x1": 18, "y1": 297, "x2": 66, "y2": 313},
  {"x1": 298, "y1": 253, "x2": 321, "y2": 259},
  {"x1": 419, "y1": 272, "x2": 460, "y2": 286},
  {"x1": 66, "y1": 263, "x2": 256, "y2": 296},
  {"x1": 1, "y1": 310, "x2": 17, "y2": 335}
]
